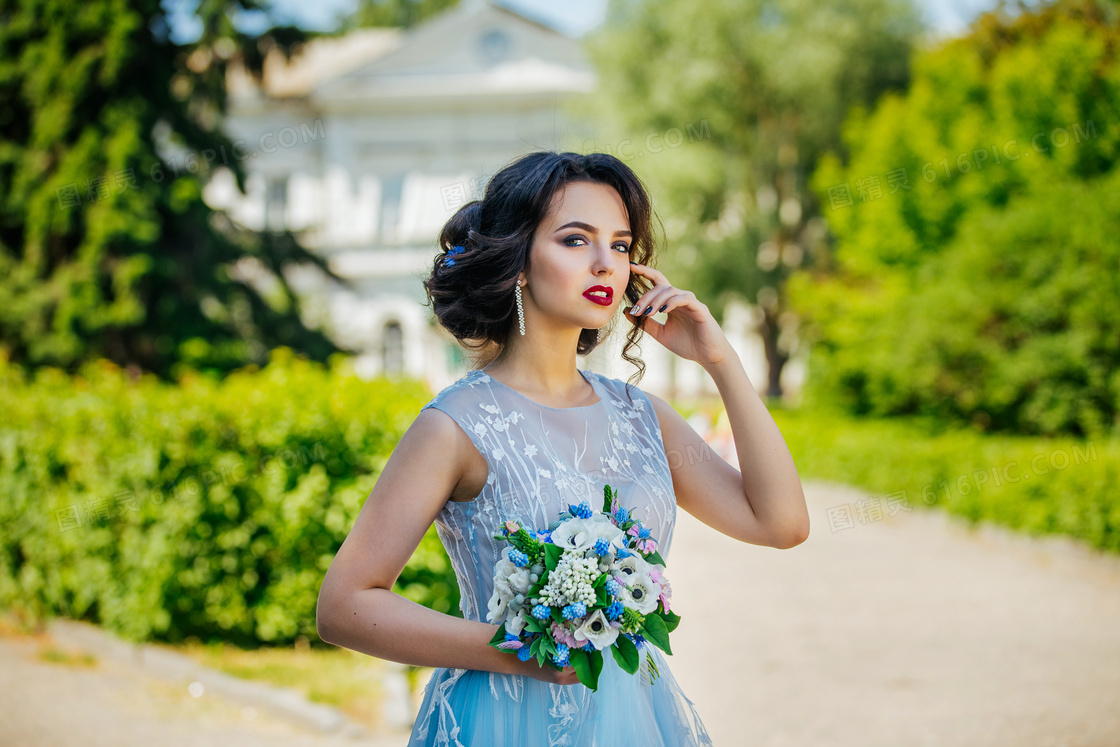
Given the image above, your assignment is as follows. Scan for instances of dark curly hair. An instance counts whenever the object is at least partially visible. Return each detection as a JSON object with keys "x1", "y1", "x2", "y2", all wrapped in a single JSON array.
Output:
[{"x1": 422, "y1": 150, "x2": 663, "y2": 397}]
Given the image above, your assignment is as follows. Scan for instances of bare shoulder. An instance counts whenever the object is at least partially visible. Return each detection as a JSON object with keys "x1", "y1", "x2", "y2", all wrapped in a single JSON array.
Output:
[
  {"x1": 407, "y1": 406, "x2": 488, "y2": 502},
  {"x1": 640, "y1": 388, "x2": 689, "y2": 433}
]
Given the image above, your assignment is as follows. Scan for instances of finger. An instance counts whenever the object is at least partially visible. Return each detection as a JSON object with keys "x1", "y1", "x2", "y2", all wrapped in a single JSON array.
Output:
[
  {"x1": 649, "y1": 290, "x2": 692, "y2": 315},
  {"x1": 626, "y1": 287, "x2": 677, "y2": 318},
  {"x1": 629, "y1": 261, "x2": 669, "y2": 286}
]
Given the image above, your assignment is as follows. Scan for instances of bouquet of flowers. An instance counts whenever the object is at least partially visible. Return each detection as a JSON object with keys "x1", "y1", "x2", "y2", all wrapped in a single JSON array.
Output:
[{"x1": 486, "y1": 484, "x2": 680, "y2": 691}]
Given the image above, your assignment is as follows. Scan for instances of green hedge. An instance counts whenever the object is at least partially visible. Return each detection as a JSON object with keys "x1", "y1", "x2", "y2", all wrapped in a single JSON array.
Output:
[
  {"x1": 0, "y1": 347, "x2": 460, "y2": 645},
  {"x1": 771, "y1": 403, "x2": 1120, "y2": 552}
]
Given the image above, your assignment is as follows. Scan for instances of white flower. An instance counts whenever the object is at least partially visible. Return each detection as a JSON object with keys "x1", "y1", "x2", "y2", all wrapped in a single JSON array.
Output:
[
  {"x1": 486, "y1": 575, "x2": 516, "y2": 623},
  {"x1": 621, "y1": 573, "x2": 660, "y2": 615},
  {"x1": 585, "y1": 515, "x2": 627, "y2": 550},
  {"x1": 550, "y1": 515, "x2": 625, "y2": 554},
  {"x1": 509, "y1": 567, "x2": 532, "y2": 594},
  {"x1": 549, "y1": 518, "x2": 597, "y2": 553},
  {"x1": 610, "y1": 553, "x2": 654, "y2": 580},
  {"x1": 505, "y1": 609, "x2": 528, "y2": 636},
  {"x1": 539, "y1": 553, "x2": 599, "y2": 608},
  {"x1": 573, "y1": 609, "x2": 619, "y2": 649}
]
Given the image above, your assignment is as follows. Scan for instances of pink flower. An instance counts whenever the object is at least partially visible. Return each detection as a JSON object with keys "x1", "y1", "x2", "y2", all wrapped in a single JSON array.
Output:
[
  {"x1": 626, "y1": 525, "x2": 640, "y2": 537},
  {"x1": 648, "y1": 568, "x2": 673, "y2": 612},
  {"x1": 551, "y1": 621, "x2": 581, "y2": 648},
  {"x1": 497, "y1": 640, "x2": 523, "y2": 650},
  {"x1": 658, "y1": 578, "x2": 673, "y2": 613},
  {"x1": 504, "y1": 520, "x2": 520, "y2": 534}
]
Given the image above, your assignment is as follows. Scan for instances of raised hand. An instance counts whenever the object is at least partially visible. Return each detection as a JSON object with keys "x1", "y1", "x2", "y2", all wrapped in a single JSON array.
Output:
[{"x1": 624, "y1": 262, "x2": 735, "y2": 368}]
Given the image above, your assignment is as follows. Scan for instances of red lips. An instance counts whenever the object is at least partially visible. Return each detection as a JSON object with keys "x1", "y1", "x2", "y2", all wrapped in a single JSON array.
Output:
[{"x1": 583, "y1": 285, "x2": 613, "y2": 306}]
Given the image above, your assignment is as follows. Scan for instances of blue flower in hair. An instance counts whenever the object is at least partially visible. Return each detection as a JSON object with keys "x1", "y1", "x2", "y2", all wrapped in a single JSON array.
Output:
[{"x1": 445, "y1": 245, "x2": 465, "y2": 266}]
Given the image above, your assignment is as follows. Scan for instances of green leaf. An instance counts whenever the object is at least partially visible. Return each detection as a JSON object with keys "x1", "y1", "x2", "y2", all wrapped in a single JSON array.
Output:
[
  {"x1": 568, "y1": 648, "x2": 599, "y2": 692},
  {"x1": 612, "y1": 634, "x2": 641, "y2": 674},
  {"x1": 640, "y1": 610, "x2": 673, "y2": 655},
  {"x1": 595, "y1": 587, "x2": 610, "y2": 607},
  {"x1": 602, "y1": 484, "x2": 614, "y2": 514},
  {"x1": 644, "y1": 551, "x2": 665, "y2": 566},
  {"x1": 544, "y1": 543, "x2": 562, "y2": 571},
  {"x1": 593, "y1": 572, "x2": 608, "y2": 589},
  {"x1": 488, "y1": 623, "x2": 508, "y2": 647},
  {"x1": 660, "y1": 609, "x2": 681, "y2": 633},
  {"x1": 646, "y1": 651, "x2": 661, "y2": 683},
  {"x1": 589, "y1": 648, "x2": 604, "y2": 682},
  {"x1": 525, "y1": 617, "x2": 545, "y2": 634}
]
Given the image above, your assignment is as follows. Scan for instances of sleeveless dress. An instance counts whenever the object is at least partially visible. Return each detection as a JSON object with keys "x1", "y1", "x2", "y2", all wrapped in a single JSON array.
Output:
[{"x1": 408, "y1": 367, "x2": 714, "y2": 747}]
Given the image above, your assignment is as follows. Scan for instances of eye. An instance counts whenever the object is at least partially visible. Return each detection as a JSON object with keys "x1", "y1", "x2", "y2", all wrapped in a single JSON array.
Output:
[{"x1": 562, "y1": 235, "x2": 632, "y2": 253}]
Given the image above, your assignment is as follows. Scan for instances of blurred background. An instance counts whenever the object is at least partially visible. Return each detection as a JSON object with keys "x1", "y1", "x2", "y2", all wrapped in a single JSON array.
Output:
[{"x1": 1, "y1": 0, "x2": 1118, "y2": 744}]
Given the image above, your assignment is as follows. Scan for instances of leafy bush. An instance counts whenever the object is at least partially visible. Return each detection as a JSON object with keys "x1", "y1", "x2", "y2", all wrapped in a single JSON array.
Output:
[
  {"x1": 791, "y1": 1, "x2": 1120, "y2": 438},
  {"x1": 772, "y1": 404, "x2": 1120, "y2": 552},
  {"x1": 0, "y1": 347, "x2": 460, "y2": 645}
]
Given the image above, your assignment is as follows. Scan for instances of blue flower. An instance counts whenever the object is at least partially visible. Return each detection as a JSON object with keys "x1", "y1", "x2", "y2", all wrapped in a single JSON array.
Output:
[
  {"x1": 593, "y1": 537, "x2": 610, "y2": 556},
  {"x1": 605, "y1": 601, "x2": 623, "y2": 620},
  {"x1": 509, "y1": 549, "x2": 529, "y2": 567},
  {"x1": 581, "y1": 642, "x2": 594, "y2": 652},
  {"x1": 614, "y1": 507, "x2": 630, "y2": 523},
  {"x1": 444, "y1": 245, "x2": 465, "y2": 266},
  {"x1": 531, "y1": 604, "x2": 551, "y2": 620},
  {"x1": 631, "y1": 633, "x2": 646, "y2": 650},
  {"x1": 562, "y1": 602, "x2": 586, "y2": 620},
  {"x1": 504, "y1": 631, "x2": 520, "y2": 642},
  {"x1": 552, "y1": 643, "x2": 569, "y2": 666},
  {"x1": 638, "y1": 527, "x2": 652, "y2": 539},
  {"x1": 605, "y1": 579, "x2": 621, "y2": 597},
  {"x1": 517, "y1": 645, "x2": 534, "y2": 661},
  {"x1": 616, "y1": 547, "x2": 632, "y2": 559},
  {"x1": 567, "y1": 502, "x2": 593, "y2": 519}
]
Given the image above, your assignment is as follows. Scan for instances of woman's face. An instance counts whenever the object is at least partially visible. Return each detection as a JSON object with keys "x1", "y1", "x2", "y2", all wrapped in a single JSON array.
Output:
[{"x1": 522, "y1": 181, "x2": 633, "y2": 334}]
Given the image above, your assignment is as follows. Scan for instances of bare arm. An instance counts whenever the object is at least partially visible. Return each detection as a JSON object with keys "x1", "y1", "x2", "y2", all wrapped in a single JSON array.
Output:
[
  {"x1": 315, "y1": 408, "x2": 577, "y2": 683},
  {"x1": 646, "y1": 348, "x2": 809, "y2": 549}
]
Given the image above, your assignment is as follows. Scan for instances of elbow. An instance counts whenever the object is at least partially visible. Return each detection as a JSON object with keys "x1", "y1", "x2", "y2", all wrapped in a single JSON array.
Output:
[
  {"x1": 315, "y1": 601, "x2": 336, "y2": 645},
  {"x1": 773, "y1": 520, "x2": 810, "y2": 550},
  {"x1": 315, "y1": 584, "x2": 342, "y2": 645}
]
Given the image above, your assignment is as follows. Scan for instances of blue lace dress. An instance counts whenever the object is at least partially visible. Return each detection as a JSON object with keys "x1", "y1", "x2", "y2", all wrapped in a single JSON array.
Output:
[{"x1": 407, "y1": 367, "x2": 713, "y2": 747}]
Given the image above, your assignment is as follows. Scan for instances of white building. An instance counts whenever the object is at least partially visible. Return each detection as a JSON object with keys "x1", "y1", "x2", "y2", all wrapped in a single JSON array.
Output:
[{"x1": 203, "y1": 0, "x2": 803, "y2": 405}]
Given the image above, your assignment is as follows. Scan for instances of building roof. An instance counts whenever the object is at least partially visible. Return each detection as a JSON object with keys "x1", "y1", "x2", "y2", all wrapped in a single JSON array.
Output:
[{"x1": 226, "y1": 0, "x2": 595, "y2": 105}]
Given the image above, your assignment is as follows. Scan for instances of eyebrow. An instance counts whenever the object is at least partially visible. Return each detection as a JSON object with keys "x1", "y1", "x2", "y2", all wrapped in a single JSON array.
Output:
[{"x1": 553, "y1": 221, "x2": 632, "y2": 238}]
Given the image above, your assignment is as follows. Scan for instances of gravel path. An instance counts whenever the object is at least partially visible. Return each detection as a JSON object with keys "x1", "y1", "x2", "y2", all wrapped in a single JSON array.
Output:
[
  {"x1": 3, "y1": 477, "x2": 1118, "y2": 746},
  {"x1": 0, "y1": 626, "x2": 413, "y2": 747},
  {"x1": 666, "y1": 478, "x2": 1120, "y2": 747}
]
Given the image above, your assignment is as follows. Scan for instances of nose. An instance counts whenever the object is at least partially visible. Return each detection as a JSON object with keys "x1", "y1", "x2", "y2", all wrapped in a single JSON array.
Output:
[{"x1": 590, "y1": 240, "x2": 615, "y2": 276}]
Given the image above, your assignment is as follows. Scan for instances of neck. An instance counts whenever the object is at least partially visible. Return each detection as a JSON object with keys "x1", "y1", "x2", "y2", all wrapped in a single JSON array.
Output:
[{"x1": 483, "y1": 337, "x2": 588, "y2": 399}]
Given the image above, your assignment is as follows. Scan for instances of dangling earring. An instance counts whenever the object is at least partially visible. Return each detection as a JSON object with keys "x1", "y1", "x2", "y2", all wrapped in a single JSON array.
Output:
[{"x1": 515, "y1": 280, "x2": 526, "y2": 336}]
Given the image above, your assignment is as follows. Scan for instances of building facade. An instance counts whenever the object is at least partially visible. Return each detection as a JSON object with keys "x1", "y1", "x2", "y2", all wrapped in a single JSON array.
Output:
[{"x1": 203, "y1": 0, "x2": 804, "y2": 404}]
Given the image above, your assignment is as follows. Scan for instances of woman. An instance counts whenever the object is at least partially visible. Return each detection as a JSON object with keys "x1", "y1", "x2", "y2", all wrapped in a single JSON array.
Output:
[{"x1": 316, "y1": 151, "x2": 809, "y2": 745}]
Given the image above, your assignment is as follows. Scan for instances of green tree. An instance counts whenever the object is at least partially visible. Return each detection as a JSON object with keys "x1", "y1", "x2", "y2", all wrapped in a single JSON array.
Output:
[
  {"x1": 339, "y1": 0, "x2": 460, "y2": 31},
  {"x1": 0, "y1": 0, "x2": 351, "y2": 380},
  {"x1": 788, "y1": 0, "x2": 1120, "y2": 437},
  {"x1": 580, "y1": 0, "x2": 925, "y2": 397}
]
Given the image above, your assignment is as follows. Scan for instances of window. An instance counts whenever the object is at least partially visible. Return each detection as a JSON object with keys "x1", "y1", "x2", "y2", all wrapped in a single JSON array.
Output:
[
  {"x1": 382, "y1": 320, "x2": 404, "y2": 376},
  {"x1": 266, "y1": 176, "x2": 288, "y2": 231}
]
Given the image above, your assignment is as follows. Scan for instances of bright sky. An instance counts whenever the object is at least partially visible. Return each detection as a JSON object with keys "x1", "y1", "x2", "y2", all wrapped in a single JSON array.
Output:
[{"x1": 162, "y1": 0, "x2": 1003, "y2": 44}]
